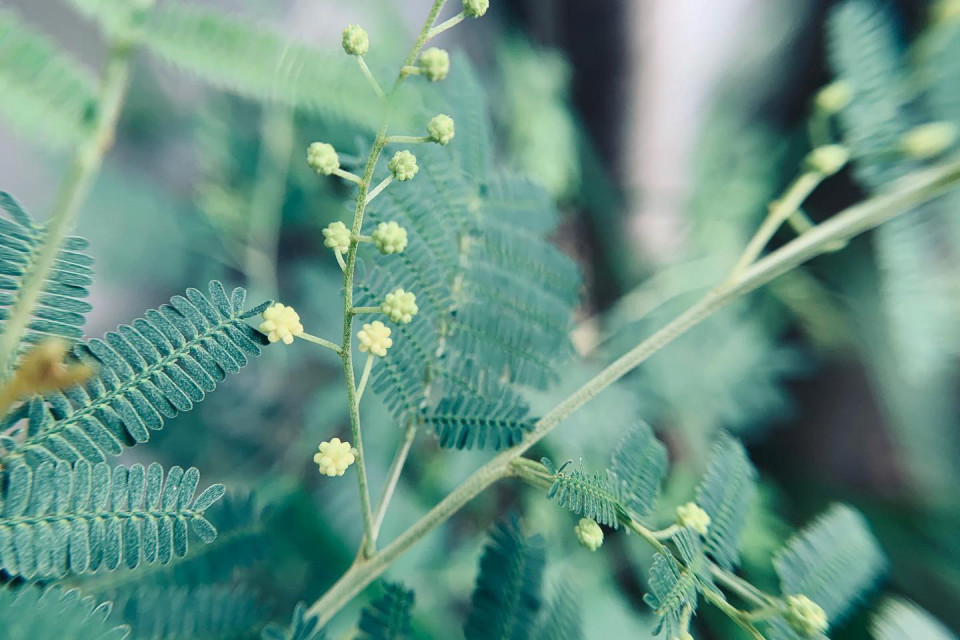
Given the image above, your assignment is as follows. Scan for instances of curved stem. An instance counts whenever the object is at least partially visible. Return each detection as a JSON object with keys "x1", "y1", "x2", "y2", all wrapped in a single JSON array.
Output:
[
  {"x1": 305, "y1": 155, "x2": 960, "y2": 624},
  {"x1": 355, "y1": 353, "x2": 374, "y2": 401},
  {"x1": 371, "y1": 420, "x2": 417, "y2": 542}
]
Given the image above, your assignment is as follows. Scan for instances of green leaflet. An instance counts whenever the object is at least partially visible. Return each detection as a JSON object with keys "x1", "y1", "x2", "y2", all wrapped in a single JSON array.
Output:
[
  {"x1": 543, "y1": 458, "x2": 621, "y2": 529},
  {"x1": 871, "y1": 598, "x2": 957, "y2": 640},
  {"x1": 0, "y1": 193, "x2": 95, "y2": 362},
  {"x1": 262, "y1": 603, "x2": 326, "y2": 640},
  {"x1": 0, "y1": 11, "x2": 96, "y2": 150},
  {"x1": 116, "y1": 584, "x2": 268, "y2": 639},
  {"x1": 357, "y1": 582, "x2": 415, "y2": 640},
  {"x1": 607, "y1": 421, "x2": 667, "y2": 520},
  {"x1": 0, "y1": 460, "x2": 224, "y2": 579},
  {"x1": 643, "y1": 550, "x2": 698, "y2": 639},
  {"x1": 0, "y1": 280, "x2": 269, "y2": 467},
  {"x1": 0, "y1": 585, "x2": 129, "y2": 640},
  {"x1": 464, "y1": 516, "x2": 546, "y2": 640}
]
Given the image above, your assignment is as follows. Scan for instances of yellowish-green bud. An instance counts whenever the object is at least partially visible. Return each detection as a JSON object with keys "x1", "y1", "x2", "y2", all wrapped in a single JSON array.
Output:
[
  {"x1": 418, "y1": 47, "x2": 450, "y2": 82},
  {"x1": 427, "y1": 114, "x2": 456, "y2": 145},
  {"x1": 259, "y1": 303, "x2": 304, "y2": 345},
  {"x1": 676, "y1": 502, "x2": 711, "y2": 536},
  {"x1": 358, "y1": 320, "x2": 393, "y2": 357},
  {"x1": 388, "y1": 150, "x2": 419, "y2": 181},
  {"x1": 815, "y1": 81, "x2": 853, "y2": 113},
  {"x1": 806, "y1": 144, "x2": 849, "y2": 176},
  {"x1": 314, "y1": 437, "x2": 357, "y2": 476},
  {"x1": 463, "y1": 0, "x2": 489, "y2": 17},
  {"x1": 933, "y1": 0, "x2": 960, "y2": 24},
  {"x1": 574, "y1": 518, "x2": 604, "y2": 551},
  {"x1": 372, "y1": 221, "x2": 409, "y2": 255},
  {"x1": 322, "y1": 221, "x2": 351, "y2": 253},
  {"x1": 382, "y1": 289, "x2": 419, "y2": 324},
  {"x1": 307, "y1": 142, "x2": 340, "y2": 175},
  {"x1": 899, "y1": 122, "x2": 958, "y2": 158},
  {"x1": 341, "y1": 24, "x2": 369, "y2": 56},
  {"x1": 784, "y1": 595, "x2": 828, "y2": 636}
]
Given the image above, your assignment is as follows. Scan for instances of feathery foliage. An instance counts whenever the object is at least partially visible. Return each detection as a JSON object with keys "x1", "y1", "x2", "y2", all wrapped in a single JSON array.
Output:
[
  {"x1": 643, "y1": 550, "x2": 698, "y2": 639},
  {"x1": 542, "y1": 458, "x2": 621, "y2": 528},
  {"x1": 0, "y1": 585, "x2": 129, "y2": 640},
  {"x1": 533, "y1": 584, "x2": 584, "y2": 640},
  {"x1": 0, "y1": 10, "x2": 95, "y2": 150},
  {"x1": 871, "y1": 598, "x2": 956, "y2": 640},
  {"x1": 0, "y1": 460, "x2": 224, "y2": 578},
  {"x1": 464, "y1": 515, "x2": 546, "y2": 640},
  {"x1": 607, "y1": 421, "x2": 667, "y2": 520},
  {"x1": 694, "y1": 433, "x2": 757, "y2": 570},
  {"x1": 0, "y1": 281, "x2": 268, "y2": 467},
  {"x1": 357, "y1": 581, "x2": 415, "y2": 640},
  {"x1": 261, "y1": 603, "x2": 325, "y2": 640},
  {"x1": 0, "y1": 193, "x2": 94, "y2": 364},
  {"x1": 117, "y1": 584, "x2": 267, "y2": 639}
]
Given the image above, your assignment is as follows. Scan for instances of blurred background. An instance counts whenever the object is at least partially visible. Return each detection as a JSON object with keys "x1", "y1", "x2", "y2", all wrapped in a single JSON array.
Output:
[{"x1": 1, "y1": 0, "x2": 959, "y2": 638}]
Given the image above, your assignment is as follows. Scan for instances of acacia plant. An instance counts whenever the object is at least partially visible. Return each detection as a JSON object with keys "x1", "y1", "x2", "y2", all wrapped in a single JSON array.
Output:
[{"x1": 0, "y1": 0, "x2": 959, "y2": 638}]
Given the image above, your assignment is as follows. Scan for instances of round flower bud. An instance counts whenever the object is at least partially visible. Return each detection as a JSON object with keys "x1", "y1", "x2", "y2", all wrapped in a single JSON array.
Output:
[
  {"x1": 899, "y1": 122, "x2": 958, "y2": 159},
  {"x1": 676, "y1": 502, "x2": 711, "y2": 536},
  {"x1": 463, "y1": 0, "x2": 489, "y2": 18},
  {"x1": 814, "y1": 81, "x2": 853, "y2": 113},
  {"x1": 322, "y1": 221, "x2": 351, "y2": 253},
  {"x1": 358, "y1": 320, "x2": 393, "y2": 357},
  {"x1": 388, "y1": 150, "x2": 419, "y2": 181},
  {"x1": 259, "y1": 303, "x2": 304, "y2": 345},
  {"x1": 784, "y1": 595, "x2": 828, "y2": 636},
  {"x1": 418, "y1": 47, "x2": 450, "y2": 82},
  {"x1": 427, "y1": 114, "x2": 456, "y2": 145},
  {"x1": 574, "y1": 518, "x2": 604, "y2": 551},
  {"x1": 934, "y1": 0, "x2": 960, "y2": 24},
  {"x1": 314, "y1": 437, "x2": 357, "y2": 477},
  {"x1": 805, "y1": 144, "x2": 849, "y2": 176},
  {"x1": 341, "y1": 24, "x2": 369, "y2": 56},
  {"x1": 372, "y1": 221, "x2": 408, "y2": 255},
  {"x1": 382, "y1": 289, "x2": 418, "y2": 324},
  {"x1": 307, "y1": 142, "x2": 340, "y2": 175}
]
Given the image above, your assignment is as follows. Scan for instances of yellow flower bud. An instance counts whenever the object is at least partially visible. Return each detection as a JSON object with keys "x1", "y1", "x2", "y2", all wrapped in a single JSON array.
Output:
[
  {"x1": 358, "y1": 321, "x2": 393, "y2": 357},
  {"x1": 259, "y1": 303, "x2": 304, "y2": 345},
  {"x1": 784, "y1": 595, "x2": 828, "y2": 636},
  {"x1": 899, "y1": 122, "x2": 958, "y2": 159},
  {"x1": 805, "y1": 145, "x2": 849, "y2": 176},
  {"x1": 676, "y1": 502, "x2": 711, "y2": 536},
  {"x1": 574, "y1": 518, "x2": 604, "y2": 551},
  {"x1": 314, "y1": 437, "x2": 357, "y2": 476}
]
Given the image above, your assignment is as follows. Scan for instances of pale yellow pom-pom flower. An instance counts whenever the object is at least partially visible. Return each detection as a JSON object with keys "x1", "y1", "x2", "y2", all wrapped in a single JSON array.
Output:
[
  {"x1": 784, "y1": 594, "x2": 829, "y2": 636},
  {"x1": 314, "y1": 437, "x2": 357, "y2": 477},
  {"x1": 382, "y1": 289, "x2": 418, "y2": 324},
  {"x1": 358, "y1": 321, "x2": 393, "y2": 357},
  {"x1": 676, "y1": 502, "x2": 711, "y2": 536},
  {"x1": 574, "y1": 517, "x2": 604, "y2": 551},
  {"x1": 259, "y1": 303, "x2": 304, "y2": 345}
]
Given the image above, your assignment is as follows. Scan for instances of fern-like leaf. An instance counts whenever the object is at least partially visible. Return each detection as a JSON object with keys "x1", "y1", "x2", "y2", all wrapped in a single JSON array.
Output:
[
  {"x1": 117, "y1": 584, "x2": 267, "y2": 639},
  {"x1": 464, "y1": 515, "x2": 545, "y2": 640},
  {"x1": 0, "y1": 585, "x2": 129, "y2": 640},
  {"x1": 643, "y1": 550, "x2": 698, "y2": 639},
  {"x1": 694, "y1": 433, "x2": 757, "y2": 570},
  {"x1": 0, "y1": 281, "x2": 268, "y2": 466},
  {"x1": 871, "y1": 598, "x2": 956, "y2": 640},
  {"x1": 0, "y1": 193, "x2": 94, "y2": 360},
  {"x1": 607, "y1": 421, "x2": 667, "y2": 520},
  {"x1": 533, "y1": 584, "x2": 583, "y2": 640},
  {"x1": 0, "y1": 10, "x2": 95, "y2": 150},
  {"x1": 773, "y1": 504, "x2": 886, "y2": 626},
  {"x1": 543, "y1": 458, "x2": 620, "y2": 529},
  {"x1": 357, "y1": 582, "x2": 414, "y2": 640},
  {"x1": 262, "y1": 603, "x2": 325, "y2": 640},
  {"x1": 0, "y1": 460, "x2": 224, "y2": 578}
]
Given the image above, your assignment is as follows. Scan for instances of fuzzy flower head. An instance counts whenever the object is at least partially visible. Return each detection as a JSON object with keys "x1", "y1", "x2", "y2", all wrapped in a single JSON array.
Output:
[
  {"x1": 307, "y1": 142, "x2": 340, "y2": 175},
  {"x1": 463, "y1": 0, "x2": 490, "y2": 17},
  {"x1": 900, "y1": 122, "x2": 958, "y2": 159},
  {"x1": 372, "y1": 221, "x2": 408, "y2": 255},
  {"x1": 382, "y1": 289, "x2": 419, "y2": 324},
  {"x1": 341, "y1": 24, "x2": 369, "y2": 56},
  {"x1": 814, "y1": 81, "x2": 853, "y2": 113},
  {"x1": 676, "y1": 502, "x2": 711, "y2": 536},
  {"x1": 322, "y1": 221, "x2": 351, "y2": 252},
  {"x1": 259, "y1": 303, "x2": 304, "y2": 345},
  {"x1": 358, "y1": 320, "x2": 393, "y2": 357},
  {"x1": 574, "y1": 518, "x2": 604, "y2": 551},
  {"x1": 427, "y1": 114, "x2": 456, "y2": 145},
  {"x1": 806, "y1": 144, "x2": 849, "y2": 176},
  {"x1": 784, "y1": 595, "x2": 828, "y2": 636},
  {"x1": 314, "y1": 437, "x2": 357, "y2": 477},
  {"x1": 418, "y1": 47, "x2": 450, "y2": 82},
  {"x1": 388, "y1": 150, "x2": 419, "y2": 181}
]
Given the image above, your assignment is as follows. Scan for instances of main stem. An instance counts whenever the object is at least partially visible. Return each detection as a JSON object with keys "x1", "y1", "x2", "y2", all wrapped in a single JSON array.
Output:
[
  {"x1": 341, "y1": 0, "x2": 449, "y2": 560},
  {"x1": 307, "y1": 155, "x2": 960, "y2": 624},
  {"x1": 0, "y1": 40, "x2": 138, "y2": 377}
]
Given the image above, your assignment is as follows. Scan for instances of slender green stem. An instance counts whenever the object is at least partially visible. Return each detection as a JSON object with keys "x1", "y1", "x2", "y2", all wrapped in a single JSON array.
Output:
[
  {"x1": 356, "y1": 353, "x2": 374, "y2": 401},
  {"x1": 334, "y1": 250, "x2": 347, "y2": 273},
  {"x1": 710, "y1": 565, "x2": 778, "y2": 608},
  {"x1": 334, "y1": 168, "x2": 364, "y2": 185},
  {"x1": 701, "y1": 588, "x2": 766, "y2": 640},
  {"x1": 427, "y1": 12, "x2": 465, "y2": 38},
  {"x1": 0, "y1": 40, "x2": 139, "y2": 378},
  {"x1": 350, "y1": 306, "x2": 381, "y2": 315},
  {"x1": 356, "y1": 56, "x2": 385, "y2": 99},
  {"x1": 385, "y1": 135, "x2": 431, "y2": 145},
  {"x1": 305, "y1": 155, "x2": 960, "y2": 625},
  {"x1": 298, "y1": 332, "x2": 342, "y2": 354},
  {"x1": 365, "y1": 176, "x2": 394, "y2": 205},
  {"x1": 787, "y1": 209, "x2": 848, "y2": 252},
  {"x1": 650, "y1": 524, "x2": 681, "y2": 540},
  {"x1": 371, "y1": 420, "x2": 417, "y2": 542}
]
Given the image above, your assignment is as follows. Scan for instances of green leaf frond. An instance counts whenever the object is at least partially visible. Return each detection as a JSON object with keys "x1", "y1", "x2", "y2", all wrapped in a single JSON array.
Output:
[
  {"x1": 643, "y1": 550, "x2": 698, "y2": 639},
  {"x1": 0, "y1": 585, "x2": 129, "y2": 640},
  {"x1": 607, "y1": 421, "x2": 667, "y2": 520},
  {"x1": 773, "y1": 504, "x2": 886, "y2": 627},
  {"x1": 0, "y1": 11, "x2": 96, "y2": 150},
  {"x1": 262, "y1": 602, "x2": 325, "y2": 640},
  {"x1": 357, "y1": 581, "x2": 415, "y2": 640},
  {"x1": 0, "y1": 281, "x2": 268, "y2": 467},
  {"x1": 442, "y1": 53, "x2": 491, "y2": 188},
  {"x1": 0, "y1": 460, "x2": 225, "y2": 579},
  {"x1": 138, "y1": 4, "x2": 393, "y2": 129},
  {"x1": 533, "y1": 583, "x2": 584, "y2": 640},
  {"x1": 694, "y1": 433, "x2": 757, "y2": 570},
  {"x1": 116, "y1": 584, "x2": 268, "y2": 639},
  {"x1": 426, "y1": 393, "x2": 535, "y2": 450},
  {"x1": 871, "y1": 598, "x2": 956, "y2": 640},
  {"x1": 542, "y1": 458, "x2": 620, "y2": 529},
  {"x1": 464, "y1": 515, "x2": 546, "y2": 640},
  {"x1": 0, "y1": 193, "x2": 94, "y2": 359}
]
